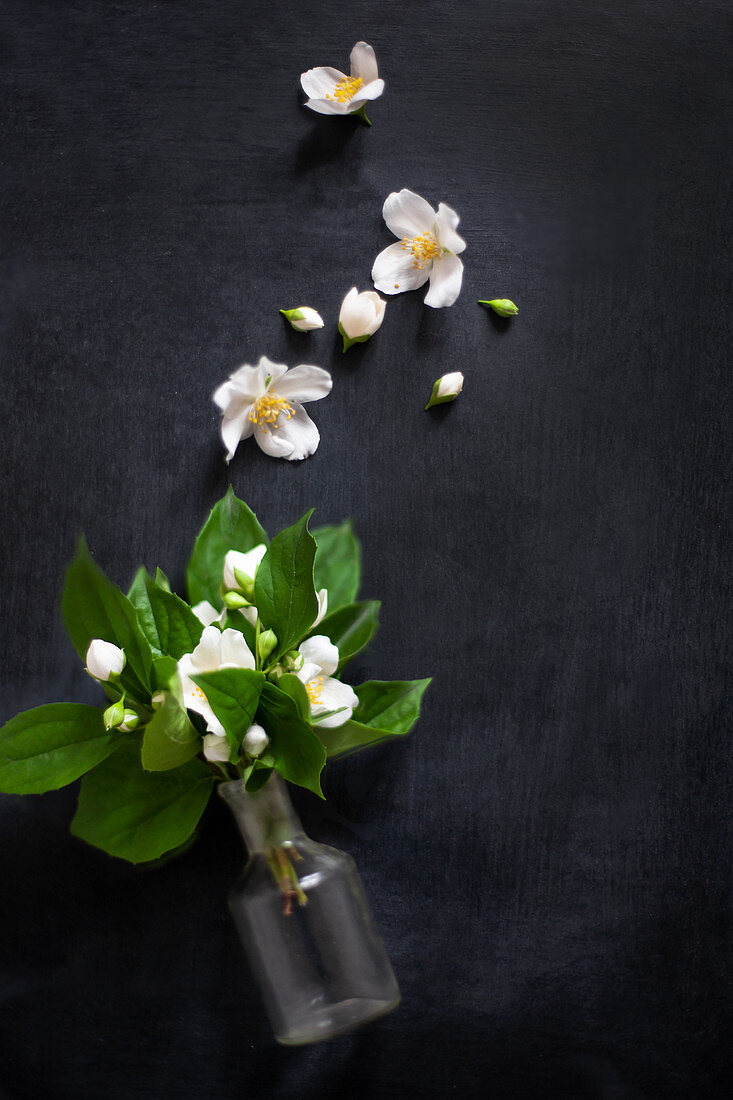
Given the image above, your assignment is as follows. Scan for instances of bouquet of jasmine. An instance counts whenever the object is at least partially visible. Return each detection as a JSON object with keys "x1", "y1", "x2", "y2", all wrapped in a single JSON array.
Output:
[{"x1": 0, "y1": 490, "x2": 429, "y2": 864}]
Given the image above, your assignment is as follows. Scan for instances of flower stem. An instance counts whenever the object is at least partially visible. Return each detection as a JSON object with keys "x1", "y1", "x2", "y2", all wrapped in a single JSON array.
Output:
[{"x1": 266, "y1": 845, "x2": 308, "y2": 915}]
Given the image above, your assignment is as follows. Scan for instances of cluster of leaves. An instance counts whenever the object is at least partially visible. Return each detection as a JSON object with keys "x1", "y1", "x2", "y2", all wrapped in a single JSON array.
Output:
[{"x1": 0, "y1": 490, "x2": 430, "y2": 864}]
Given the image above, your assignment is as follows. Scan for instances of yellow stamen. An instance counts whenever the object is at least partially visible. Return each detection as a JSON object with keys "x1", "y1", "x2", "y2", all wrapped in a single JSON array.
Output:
[
  {"x1": 305, "y1": 676, "x2": 324, "y2": 705},
  {"x1": 249, "y1": 392, "x2": 294, "y2": 433},
  {"x1": 401, "y1": 232, "x2": 443, "y2": 269},
  {"x1": 325, "y1": 75, "x2": 364, "y2": 104},
  {"x1": 192, "y1": 686, "x2": 207, "y2": 702}
]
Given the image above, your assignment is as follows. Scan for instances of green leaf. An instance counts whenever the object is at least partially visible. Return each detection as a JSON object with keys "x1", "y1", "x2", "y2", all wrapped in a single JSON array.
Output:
[
  {"x1": 191, "y1": 668, "x2": 266, "y2": 762},
  {"x1": 0, "y1": 703, "x2": 122, "y2": 794},
  {"x1": 186, "y1": 488, "x2": 268, "y2": 607},
  {"x1": 353, "y1": 678, "x2": 432, "y2": 734},
  {"x1": 314, "y1": 600, "x2": 380, "y2": 670},
  {"x1": 257, "y1": 682, "x2": 326, "y2": 797},
  {"x1": 70, "y1": 740, "x2": 214, "y2": 863},
  {"x1": 141, "y1": 692, "x2": 200, "y2": 771},
  {"x1": 155, "y1": 567, "x2": 171, "y2": 591},
  {"x1": 315, "y1": 718, "x2": 407, "y2": 760},
  {"x1": 312, "y1": 522, "x2": 361, "y2": 612},
  {"x1": 152, "y1": 655, "x2": 178, "y2": 692},
  {"x1": 62, "y1": 538, "x2": 153, "y2": 695},
  {"x1": 243, "y1": 758, "x2": 274, "y2": 792},
  {"x1": 130, "y1": 574, "x2": 203, "y2": 659},
  {"x1": 254, "y1": 511, "x2": 318, "y2": 658},
  {"x1": 275, "y1": 672, "x2": 310, "y2": 719}
]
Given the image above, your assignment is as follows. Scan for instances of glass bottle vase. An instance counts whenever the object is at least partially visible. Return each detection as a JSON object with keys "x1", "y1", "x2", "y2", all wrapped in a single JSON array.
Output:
[{"x1": 218, "y1": 774, "x2": 401, "y2": 1045}]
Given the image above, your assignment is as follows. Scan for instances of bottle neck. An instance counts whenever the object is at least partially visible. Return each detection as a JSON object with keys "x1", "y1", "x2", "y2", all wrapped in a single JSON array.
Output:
[{"x1": 218, "y1": 772, "x2": 305, "y2": 853}]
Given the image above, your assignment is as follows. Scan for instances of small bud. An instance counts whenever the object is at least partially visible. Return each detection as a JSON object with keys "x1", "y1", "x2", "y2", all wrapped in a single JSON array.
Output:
[
  {"x1": 120, "y1": 710, "x2": 139, "y2": 732},
  {"x1": 283, "y1": 649, "x2": 305, "y2": 673},
  {"x1": 279, "y1": 307, "x2": 325, "y2": 332},
  {"x1": 86, "y1": 639, "x2": 126, "y2": 681},
  {"x1": 224, "y1": 590, "x2": 250, "y2": 610},
  {"x1": 478, "y1": 298, "x2": 519, "y2": 317},
  {"x1": 202, "y1": 733, "x2": 230, "y2": 762},
  {"x1": 103, "y1": 699, "x2": 126, "y2": 730},
  {"x1": 232, "y1": 568, "x2": 256, "y2": 600},
  {"x1": 338, "y1": 287, "x2": 386, "y2": 351},
  {"x1": 243, "y1": 723, "x2": 270, "y2": 757},
  {"x1": 257, "y1": 629, "x2": 278, "y2": 663},
  {"x1": 425, "y1": 371, "x2": 464, "y2": 410},
  {"x1": 151, "y1": 691, "x2": 166, "y2": 710}
]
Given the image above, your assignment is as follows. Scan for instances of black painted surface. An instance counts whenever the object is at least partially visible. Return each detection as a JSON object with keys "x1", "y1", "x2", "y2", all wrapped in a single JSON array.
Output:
[{"x1": 1, "y1": 2, "x2": 731, "y2": 1097}]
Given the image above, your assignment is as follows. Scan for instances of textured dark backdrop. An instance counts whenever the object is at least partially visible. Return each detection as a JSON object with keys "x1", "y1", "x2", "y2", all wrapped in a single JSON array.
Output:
[{"x1": 1, "y1": 1, "x2": 731, "y2": 1097}]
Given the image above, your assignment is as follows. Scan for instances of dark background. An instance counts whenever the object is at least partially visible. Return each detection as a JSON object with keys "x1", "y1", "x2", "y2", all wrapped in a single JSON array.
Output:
[{"x1": 1, "y1": 1, "x2": 731, "y2": 1096}]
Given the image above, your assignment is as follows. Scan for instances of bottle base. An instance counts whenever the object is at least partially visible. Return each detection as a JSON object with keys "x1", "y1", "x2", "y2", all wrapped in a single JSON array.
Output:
[{"x1": 275, "y1": 994, "x2": 401, "y2": 1046}]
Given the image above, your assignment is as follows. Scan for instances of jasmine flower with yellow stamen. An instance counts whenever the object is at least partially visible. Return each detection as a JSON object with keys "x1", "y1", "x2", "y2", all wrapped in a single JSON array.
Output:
[
  {"x1": 300, "y1": 41, "x2": 384, "y2": 123},
  {"x1": 213, "y1": 355, "x2": 332, "y2": 463}
]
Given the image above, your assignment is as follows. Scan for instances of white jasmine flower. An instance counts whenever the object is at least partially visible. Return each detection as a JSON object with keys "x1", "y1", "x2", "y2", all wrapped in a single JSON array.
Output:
[
  {"x1": 372, "y1": 189, "x2": 466, "y2": 308},
  {"x1": 86, "y1": 639, "x2": 126, "y2": 681},
  {"x1": 177, "y1": 626, "x2": 256, "y2": 737},
  {"x1": 295, "y1": 635, "x2": 358, "y2": 729},
  {"x1": 213, "y1": 355, "x2": 332, "y2": 463},
  {"x1": 301, "y1": 41, "x2": 384, "y2": 119},
  {"x1": 338, "y1": 287, "x2": 386, "y2": 351},
  {"x1": 312, "y1": 588, "x2": 328, "y2": 628},
  {"x1": 202, "y1": 733, "x2": 230, "y2": 763},
  {"x1": 243, "y1": 723, "x2": 269, "y2": 757},
  {"x1": 280, "y1": 307, "x2": 325, "y2": 332},
  {"x1": 425, "y1": 371, "x2": 464, "y2": 410},
  {"x1": 223, "y1": 546, "x2": 267, "y2": 592}
]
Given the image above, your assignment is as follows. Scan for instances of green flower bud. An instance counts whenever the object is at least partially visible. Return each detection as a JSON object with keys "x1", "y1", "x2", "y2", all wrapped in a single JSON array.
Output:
[
  {"x1": 232, "y1": 567, "x2": 256, "y2": 601},
  {"x1": 224, "y1": 590, "x2": 251, "y2": 610},
  {"x1": 478, "y1": 298, "x2": 519, "y2": 317},
  {"x1": 151, "y1": 691, "x2": 166, "y2": 710},
  {"x1": 279, "y1": 307, "x2": 324, "y2": 332},
  {"x1": 283, "y1": 649, "x2": 305, "y2": 673},
  {"x1": 257, "y1": 629, "x2": 278, "y2": 663},
  {"x1": 103, "y1": 699, "x2": 125, "y2": 730},
  {"x1": 120, "y1": 710, "x2": 139, "y2": 732},
  {"x1": 425, "y1": 372, "x2": 464, "y2": 410}
]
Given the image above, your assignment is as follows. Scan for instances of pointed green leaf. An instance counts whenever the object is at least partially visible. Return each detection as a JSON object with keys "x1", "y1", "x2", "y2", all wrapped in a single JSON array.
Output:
[
  {"x1": 254, "y1": 511, "x2": 318, "y2": 657},
  {"x1": 62, "y1": 538, "x2": 153, "y2": 694},
  {"x1": 314, "y1": 600, "x2": 380, "y2": 670},
  {"x1": 312, "y1": 522, "x2": 361, "y2": 612},
  {"x1": 71, "y1": 740, "x2": 214, "y2": 863},
  {"x1": 353, "y1": 678, "x2": 432, "y2": 734},
  {"x1": 315, "y1": 718, "x2": 407, "y2": 760},
  {"x1": 141, "y1": 691, "x2": 200, "y2": 771},
  {"x1": 275, "y1": 672, "x2": 310, "y2": 719},
  {"x1": 191, "y1": 668, "x2": 266, "y2": 762},
  {"x1": 186, "y1": 488, "x2": 268, "y2": 607},
  {"x1": 0, "y1": 703, "x2": 123, "y2": 794},
  {"x1": 130, "y1": 574, "x2": 203, "y2": 659},
  {"x1": 257, "y1": 682, "x2": 326, "y2": 797}
]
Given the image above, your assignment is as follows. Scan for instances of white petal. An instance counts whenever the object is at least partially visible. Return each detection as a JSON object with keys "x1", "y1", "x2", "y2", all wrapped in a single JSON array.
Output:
[
  {"x1": 192, "y1": 601, "x2": 221, "y2": 627},
  {"x1": 254, "y1": 404, "x2": 320, "y2": 461},
  {"x1": 203, "y1": 733, "x2": 230, "y2": 762},
  {"x1": 423, "y1": 253, "x2": 464, "y2": 308},
  {"x1": 312, "y1": 588, "x2": 328, "y2": 628},
  {"x1": 312, "y1": 677, "x2": 359, "y2": 728},
  {"x1": 382, "y1": 189, "x2": 436, "y2": 240},
  {"x1": 304, "y1": 97, "x2": 347, "y2": 116},
  {"x1": 299, "y1": 635, "x2": 339, "y2": 677},
  {"x1": 349, "y1": 42, "x2": 378, "y2": 84},
  {"x1": 437, "y1": 371, "x2": 464, "y2": 397},
  {"x1": 275, "y1": 365, "x2": 332, "y2": 403},
  {"x1": 349, "y1": 79, "x2": 385, "y2": 108},
  {"x1": 257, "y1": 356, "x2": 289, "y2": 389},
  {"x1": 372, "y1": 242, "x2": 431, "y2": 296},
  {"x1": 243, "y1": 724, "x2": 269, "y2": 757},
  {"x1": 300, "y1": 66, "x2": 348, "y2": 99},
  {"x1": 218, "y1": 628, "x2": 255, "y2": 669},
  {"x1": 434, "y1": 203, "x2": 466, "y2": 255},
  {"x1": 220, "y1": 407, "x2": 254, "y2": 463},
  {"x1": 296, "y1": 660, "x2": 322, "y2": 685},
  {"x1": 241, "y1": 605, "x2": 258, "y2": 627},
  {"x1": 188, "y1": 625, "x2": 224, "y2": 673}
]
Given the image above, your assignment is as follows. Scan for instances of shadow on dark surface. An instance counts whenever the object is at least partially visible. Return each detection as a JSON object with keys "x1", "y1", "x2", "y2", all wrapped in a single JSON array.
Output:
[{"x1": 293, "y1": 106, "x2": 362, "y2": 175}]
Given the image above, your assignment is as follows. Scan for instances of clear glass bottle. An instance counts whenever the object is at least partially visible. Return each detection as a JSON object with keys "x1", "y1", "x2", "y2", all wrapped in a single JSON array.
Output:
[{"x1": 218, "y1": 774, "x2": 401, "y2": 1045}]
